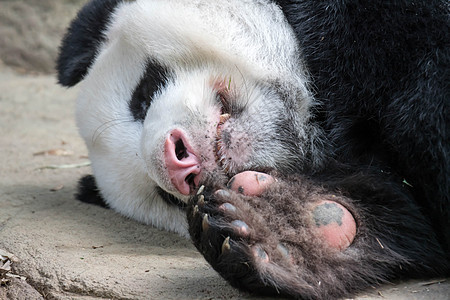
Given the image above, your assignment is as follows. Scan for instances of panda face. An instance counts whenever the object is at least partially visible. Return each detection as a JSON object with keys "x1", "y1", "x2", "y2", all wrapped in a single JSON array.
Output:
[
  {"x1": 138, "y1": 63, "x2": 310, "y2": 200},
  {"x1": 59, "y1": 0, "x2": 322, "y2": 234}
]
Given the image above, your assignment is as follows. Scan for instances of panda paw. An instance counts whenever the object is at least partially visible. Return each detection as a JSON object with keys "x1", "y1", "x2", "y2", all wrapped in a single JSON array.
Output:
[{"x1": 187, "y1": 171, "x2": 360, "y2": 299}]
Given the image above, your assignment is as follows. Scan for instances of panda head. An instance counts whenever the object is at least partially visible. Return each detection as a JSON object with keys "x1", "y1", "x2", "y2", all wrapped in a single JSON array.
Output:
[{"x1": 57, "y1": 0, "x2": 320, "y2": 209}]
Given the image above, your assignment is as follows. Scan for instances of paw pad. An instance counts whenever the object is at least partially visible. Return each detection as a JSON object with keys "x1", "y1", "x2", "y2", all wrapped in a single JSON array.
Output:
[
  {"x1": 231, "y1": 220, "x2": 250, "y2": 236},
  {"x1": 219, "y1": 202, "x2": 236, "y2": 213},
  {"x1": 253, "y1": 245, "x2": 269, "y2": 263},
  {"x1": 227, "y1": 171, "x2": 275, "y2": 196},
  {"x1": 311, "y1": 200, "x2": 356, "y2": 250},
  {"x1": 214, "y1": 189, "x2": 231, "y2": 198}
]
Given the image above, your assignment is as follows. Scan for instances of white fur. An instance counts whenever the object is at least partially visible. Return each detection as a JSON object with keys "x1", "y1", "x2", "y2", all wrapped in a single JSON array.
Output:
[{"x1": 75, "y1": 0, "x2": 316, "y2": 236}]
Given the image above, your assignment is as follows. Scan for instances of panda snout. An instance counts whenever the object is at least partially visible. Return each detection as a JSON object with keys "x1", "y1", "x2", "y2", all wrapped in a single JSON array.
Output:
[{"x1": 164, "y1": 129, "x2": 202, "y2": 195}]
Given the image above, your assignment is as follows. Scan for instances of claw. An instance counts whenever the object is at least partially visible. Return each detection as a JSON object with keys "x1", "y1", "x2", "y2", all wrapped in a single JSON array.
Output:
[
  {"x1": 193, "y1": 205, "x2": 199, "y2": 216},
  {"x1": 221, "y1": 236, "x2": 231, "y2": 254},
  {"x1": 202, "y1": 214, "x2": 209, "y2": 232},
  {"x1": 196, "y1": 185, "x2": 205, "y2": 195},
  {"x1": 198, "y1": 194, "x2": 205, "y2": 206}
]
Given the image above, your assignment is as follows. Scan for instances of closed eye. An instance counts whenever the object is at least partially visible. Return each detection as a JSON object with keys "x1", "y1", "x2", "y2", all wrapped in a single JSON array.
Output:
[{"x1": 217, "y1": 89, "x2": 231, "y2": 115}]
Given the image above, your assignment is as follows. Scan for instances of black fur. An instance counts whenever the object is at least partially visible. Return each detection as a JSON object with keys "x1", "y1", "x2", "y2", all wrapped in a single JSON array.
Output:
[
  {"x1": 77, "y1": 176, "x2": 186, "y2": 210},
  {"x1": 76, "y1": 175, "x2": 108, "y2": 208},
  {"x1": 156, "y1": 187, "x2": 188, "y2": 210},
  {"x1": 274, "y1": 0, "x2": 450, "y2": 252},
  {"x1": 130, "y1": 60, "x2": 170, "y2": 122},
  {"x1": 57, "y1": 0, "x2": 125, "y2": 87}
]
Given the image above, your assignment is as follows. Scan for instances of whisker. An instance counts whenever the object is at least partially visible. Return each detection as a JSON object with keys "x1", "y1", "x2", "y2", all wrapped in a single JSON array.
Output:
[
  {"x1": 92, "y1": 118, "x2": 134, "y2": 146},
  {"x1": 233, "y1": 65, "x2": 260, "y2": 114},
  {"x1": 135, "y1": 150, "x2": 151, "y2": 175},
  {"x1": 234, "y1": 65, "x2": 250, "y2": 107},
  {"x1": 92, "y1": 118, "x2": 129, "y2": 142}
]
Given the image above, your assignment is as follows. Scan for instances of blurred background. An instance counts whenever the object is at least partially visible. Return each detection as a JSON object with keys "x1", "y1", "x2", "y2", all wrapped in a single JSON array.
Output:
[{"x1": 0, "y1": 0, "x2": 88, "y2": 74}]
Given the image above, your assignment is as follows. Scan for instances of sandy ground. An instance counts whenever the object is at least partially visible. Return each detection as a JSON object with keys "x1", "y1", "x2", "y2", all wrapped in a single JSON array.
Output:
[
  {"x1": 0, "y1": 62, "x2": 250, "y2": 299},
  {"x1": 0, "y1": 1, "x2": 449, "y2": 299}
]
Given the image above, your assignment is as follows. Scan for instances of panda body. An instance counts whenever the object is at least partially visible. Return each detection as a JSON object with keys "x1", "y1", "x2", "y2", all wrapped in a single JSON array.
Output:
[{"x1": 58, "y1": 0, "x2": 449, "y2": 298}]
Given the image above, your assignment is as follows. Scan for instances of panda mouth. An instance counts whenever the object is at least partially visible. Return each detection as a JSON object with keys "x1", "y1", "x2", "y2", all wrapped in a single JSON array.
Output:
[
  {"x1": 212, "y1": 76, "x2": 236, "y2": 175},
  {"x1": 215, "y1": 113, "x2": 231, "y2": 173}
]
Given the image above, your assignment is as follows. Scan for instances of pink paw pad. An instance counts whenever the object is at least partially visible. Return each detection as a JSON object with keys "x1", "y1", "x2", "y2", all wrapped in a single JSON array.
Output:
[
  {"x1": 227, "y1": 171, "x2": 275, "y2": 196},
  {"x1": 311, "y1": 200, "x2": 356, "y2": 251}
]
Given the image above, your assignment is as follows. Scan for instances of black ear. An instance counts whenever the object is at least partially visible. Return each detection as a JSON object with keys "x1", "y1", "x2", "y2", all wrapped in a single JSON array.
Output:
[{"x1": 56, "y1": 0, "x2": 128, "y2": 87}]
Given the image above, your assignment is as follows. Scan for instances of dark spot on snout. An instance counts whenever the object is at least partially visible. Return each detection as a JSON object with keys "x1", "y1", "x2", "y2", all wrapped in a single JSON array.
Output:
[{"x1": 221, "y1": 130, "x2": 232, "y2": 148}]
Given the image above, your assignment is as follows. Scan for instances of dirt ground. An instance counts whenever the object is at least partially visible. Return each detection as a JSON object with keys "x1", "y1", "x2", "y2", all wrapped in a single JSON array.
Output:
[{"x1": 0, "y1": 1, "x2": 449, "y2": 299}]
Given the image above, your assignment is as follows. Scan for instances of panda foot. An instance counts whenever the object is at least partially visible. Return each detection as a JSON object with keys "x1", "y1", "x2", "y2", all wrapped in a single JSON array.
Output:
[
  {"x1": 187, "y1": 171, "x2": 358, "y2": 298},
  {"x1": 218, "y1": 171, "x2": 355, "y2": 250}
]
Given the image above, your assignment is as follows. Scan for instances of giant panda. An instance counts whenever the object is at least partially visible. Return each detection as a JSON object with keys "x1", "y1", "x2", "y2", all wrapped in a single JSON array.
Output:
[{"x1": 57, "y1": 0, "x2": 449, "y2": 298}]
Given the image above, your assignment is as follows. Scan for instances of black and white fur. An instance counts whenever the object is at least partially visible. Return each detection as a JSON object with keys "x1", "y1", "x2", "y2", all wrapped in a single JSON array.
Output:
[{"x1": 57, "y1": 0, "x2": 449, "y2": 298}]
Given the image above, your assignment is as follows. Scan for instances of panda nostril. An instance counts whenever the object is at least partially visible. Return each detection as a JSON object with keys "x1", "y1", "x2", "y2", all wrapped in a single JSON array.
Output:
[
  {"x1": 185, "y1": 173, "x2": 197, "y2": 188},
  {"x1": 165, "y1": 129, "x2": 202, "y2": 195},
  {"x1": 175, "y1": 138, "x2": 188, "y2": 160}
]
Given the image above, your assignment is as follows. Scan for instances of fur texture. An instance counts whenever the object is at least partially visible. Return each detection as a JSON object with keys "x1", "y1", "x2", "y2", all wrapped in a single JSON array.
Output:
[
  {"x1": 275, "y1": 0, "x2": 450, "y2": 254},
  {"x1": 57, "y1": 0, "x2": 449, "y2": 298},
  {"x1": 188, "y1": 168, "x2": 447, "y2": 298}
]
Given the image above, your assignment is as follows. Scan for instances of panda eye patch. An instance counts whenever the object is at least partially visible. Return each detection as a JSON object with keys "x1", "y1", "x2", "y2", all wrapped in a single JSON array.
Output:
[{"x1": 129, "y1": 60, "x2": 170, "y2": 122}]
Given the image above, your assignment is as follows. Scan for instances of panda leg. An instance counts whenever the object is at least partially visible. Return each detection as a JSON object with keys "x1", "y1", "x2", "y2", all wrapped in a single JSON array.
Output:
[{"x1": 76, "y1": 175, "x2": 108, "y2": 208}]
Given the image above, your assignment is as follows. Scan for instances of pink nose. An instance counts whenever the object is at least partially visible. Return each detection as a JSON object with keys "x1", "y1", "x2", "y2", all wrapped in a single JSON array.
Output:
[{"x1": 164, "y1": 129, "x2": 201, "y2": 195}]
